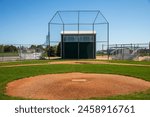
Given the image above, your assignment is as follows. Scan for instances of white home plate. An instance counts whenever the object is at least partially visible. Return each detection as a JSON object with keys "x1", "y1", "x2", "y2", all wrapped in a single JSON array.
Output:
[{"x1": 72, "y1": 79, "x2": 87, "y2": 82}]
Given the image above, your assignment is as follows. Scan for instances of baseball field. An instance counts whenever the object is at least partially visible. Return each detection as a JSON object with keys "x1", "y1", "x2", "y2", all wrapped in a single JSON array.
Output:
[{"x1": 0, "y1": 60, "x2": 150, "y2": 100}]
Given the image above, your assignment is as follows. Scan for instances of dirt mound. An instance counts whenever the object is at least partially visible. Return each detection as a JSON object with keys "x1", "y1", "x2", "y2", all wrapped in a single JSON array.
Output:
[{"x1": 6, "y1": 73, "x2": 150, "y2": 99}]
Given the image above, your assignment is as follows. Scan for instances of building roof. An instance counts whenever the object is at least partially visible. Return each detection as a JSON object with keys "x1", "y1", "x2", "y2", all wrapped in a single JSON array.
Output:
[{"x1": 61, "y1": 31, "x2": 96, "y2": 35}]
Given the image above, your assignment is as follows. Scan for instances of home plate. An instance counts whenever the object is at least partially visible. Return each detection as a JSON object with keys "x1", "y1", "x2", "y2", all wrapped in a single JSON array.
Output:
[{"x1": 72, "y1": 79, "x2": 87, "y2": 82}]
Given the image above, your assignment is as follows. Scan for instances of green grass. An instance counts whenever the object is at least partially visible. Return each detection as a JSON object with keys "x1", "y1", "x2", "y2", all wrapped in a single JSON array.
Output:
[
  {"x1": 0, "y1": 60, "x2": 52, "y2": 66},
  {"x1": 0, "y1": 52, "x2": 19, "y2": 57},
  {"x1": 0, "y1": 63, "x2": 150, "y2": 100},
  {"x1": 107, "y1": 60, "x2": 150, "y2": 65},
  {"x1": 90, "y1": 89, "x2": 150, "y2": 100},
  {"x1": 1, "y1": 59, "x2": 150, "y2": 67}
]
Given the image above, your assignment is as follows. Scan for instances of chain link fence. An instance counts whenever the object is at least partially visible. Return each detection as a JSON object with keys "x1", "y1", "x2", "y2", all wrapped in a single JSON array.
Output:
[
  {"x1": 0, "y1": 44, "x2": 48, "y2": 62},
  {"x1": 0, "y1": 42, "x2": 150, "y2": 62},
  {"x1": 108, "y1": 43, "x2": 150, "y2": 61}
]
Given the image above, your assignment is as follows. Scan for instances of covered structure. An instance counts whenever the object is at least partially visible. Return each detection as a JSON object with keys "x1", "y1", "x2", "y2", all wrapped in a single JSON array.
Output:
[{"x1": 61, "y1": 31, "x2": 96, "y2": 59}]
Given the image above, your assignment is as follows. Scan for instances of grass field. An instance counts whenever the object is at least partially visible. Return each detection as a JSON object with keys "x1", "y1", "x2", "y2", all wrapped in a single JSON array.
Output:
[
  {"x1": 108, "y1": 60, "x2": 150, "y2": 65},
  {"x1": 0, "y1": 60, "x2": 51, "y2": 66},
  {"x1": 0, "y1": 60, "x2": 150, "y2": 100},
  {"x1": 0, "y1": 52, "x2": 19, "y2": 57}
]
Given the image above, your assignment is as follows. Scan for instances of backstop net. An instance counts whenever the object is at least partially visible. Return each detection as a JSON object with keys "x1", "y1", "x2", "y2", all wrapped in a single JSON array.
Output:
[{"x1": 46, "y1": 10, "x2": 109, "y2": 60}]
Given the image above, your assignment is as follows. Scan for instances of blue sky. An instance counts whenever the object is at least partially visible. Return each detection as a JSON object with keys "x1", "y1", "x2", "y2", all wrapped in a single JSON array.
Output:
[{"x1": 0, "y1": 0, "x2": 150, "y2": 44}]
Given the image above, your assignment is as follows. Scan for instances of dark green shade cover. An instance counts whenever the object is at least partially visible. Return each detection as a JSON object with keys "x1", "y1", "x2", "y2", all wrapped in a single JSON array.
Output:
[{"x1": 61, "y1": 32, "x2": 96, "y2": 59}]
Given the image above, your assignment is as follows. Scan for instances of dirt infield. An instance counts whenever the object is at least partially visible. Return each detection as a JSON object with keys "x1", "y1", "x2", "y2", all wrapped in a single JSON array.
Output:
[
  {"x1": 48, "y1": 61, "x2": 150, "y2": 67},
  {"x1": 6, "y1": 73, "x2": 150, "y2": 100},
  {"x1": 1, "y1": 60, "x2": 150, "y2": 68}
]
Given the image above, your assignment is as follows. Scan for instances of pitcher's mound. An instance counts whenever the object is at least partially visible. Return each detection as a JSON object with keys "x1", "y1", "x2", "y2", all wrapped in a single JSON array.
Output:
[{"x1": 6, "y1": 73, "x2": 150, "y2": 99}]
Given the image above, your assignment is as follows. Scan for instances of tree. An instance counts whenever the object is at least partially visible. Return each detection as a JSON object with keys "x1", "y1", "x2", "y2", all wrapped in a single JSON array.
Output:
[
  {"x1": 50, "y1": 46, "x2": 56, "y2": 56},
  {"x1": 10, "y1": 45, "x2": 18, "y2": 52},
  {"x1": 0, "y1": 45, "x2": 4, "y2": 53},
  {"x1": 37, "y1": 45, "x2": 43, "y2": 50},
  {"x1": 36, "y1": 45, "x2": 44, "y2": 52},
  {"x1": 56, "y1": 42, "x2": 61, "y2": 56},
  {"x1": 3, "y1": 45, "x2": 18, "y2": 53},
  {"x1": 30, "y1": 45, "x2": 37, "y2": 49},
  {"x1": 46, "y1": 46, "x2": 56, "y2": 57}
]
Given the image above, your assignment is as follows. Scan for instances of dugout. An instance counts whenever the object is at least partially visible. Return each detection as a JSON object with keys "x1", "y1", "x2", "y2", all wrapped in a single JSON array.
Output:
[{"x1": 61, "y1": 31, "x2": 96, "y2": 59}]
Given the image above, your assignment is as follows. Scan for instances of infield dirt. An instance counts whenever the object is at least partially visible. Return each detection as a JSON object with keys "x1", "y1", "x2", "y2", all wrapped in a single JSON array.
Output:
[{"x1": 6, "y1": 73, "x2": 150, "y2": 99}]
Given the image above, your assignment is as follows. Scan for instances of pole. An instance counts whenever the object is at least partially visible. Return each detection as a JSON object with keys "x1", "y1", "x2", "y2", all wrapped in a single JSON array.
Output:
[
  {"x1": 48, "y1": 23, "x2": 50, "y2": 60},
  {"x1": 121, "y1": 44, "x2": 123, "y2": 60},
  {"x1": 20, "y1": 44, "x2": 21, "y2": 61},
  {"x1": 93, "y1": 23, "x2": 95, "y2": 59},
  {"x1": 107, "y1": 23, "x2": 109, "y2": 60},
  {"x1": 78, "y1": 11, "x2": 80, "y2": 60},
  {"x1": 102, "y1": 44, "x2": 104, "y2": 56},
  {"x1": 149, "y1": 42, "x2": 150, "y2": 58},
  {"x1": 62, "y1": 24, "x2": 65, "y2": 59}
]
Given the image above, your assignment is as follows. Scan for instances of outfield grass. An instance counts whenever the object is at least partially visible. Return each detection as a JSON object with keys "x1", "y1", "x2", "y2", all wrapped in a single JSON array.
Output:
[
  {"x1": 0, "y1": 52, "x2": 19, "y2": 57},
  {"x1": 0, "y1": 60, "x2": 52, "y2": 66},
  {"x1": 107, "y1": 60, "x2": 150, "y2": 65},
  {"x1": 0, "y1": 63, "x2": 150, "y2": 100}
]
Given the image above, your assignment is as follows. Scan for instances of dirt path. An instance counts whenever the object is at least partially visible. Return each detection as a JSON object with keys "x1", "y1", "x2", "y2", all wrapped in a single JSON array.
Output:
[
  {"x1": 48, "y1": 61, "x2": 150, "y2": 67},
  {"x1": 6, "y1": 73, "x2": 150, "y2": 100},
  {"x1": 1, "y1": 60, "x2": 150, "y2": 67}
]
